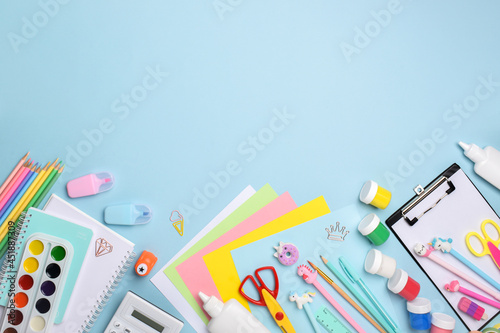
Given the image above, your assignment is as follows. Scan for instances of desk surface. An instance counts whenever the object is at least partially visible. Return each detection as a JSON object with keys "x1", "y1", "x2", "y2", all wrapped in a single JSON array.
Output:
[{"x1": 1, "y1": 1, "x2": 500, "y2": 332}]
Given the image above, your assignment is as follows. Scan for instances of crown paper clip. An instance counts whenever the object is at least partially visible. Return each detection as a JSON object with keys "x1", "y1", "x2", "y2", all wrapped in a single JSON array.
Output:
[{"x1": 326, "y1": 222, "x2": 349, "y2": 241}]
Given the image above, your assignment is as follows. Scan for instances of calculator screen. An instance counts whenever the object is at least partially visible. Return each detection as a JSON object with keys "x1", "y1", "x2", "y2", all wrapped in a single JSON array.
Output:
[{"x1": 131, "y1": 310, "x2": 165, "y2": 332}]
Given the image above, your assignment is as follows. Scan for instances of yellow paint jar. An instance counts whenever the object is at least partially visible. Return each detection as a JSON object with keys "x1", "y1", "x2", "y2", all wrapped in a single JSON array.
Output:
[{"x1": 360, "y1": 180, "x2": 392, "y2": 209}]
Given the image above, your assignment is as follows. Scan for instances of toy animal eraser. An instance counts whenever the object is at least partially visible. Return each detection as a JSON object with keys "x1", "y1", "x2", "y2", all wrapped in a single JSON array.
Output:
[
  {"x1": 414, "y1": 243, "x2": 433, "y2": 257},
  {"x1": 135, "y1": 250, "x2": 158, "y2": 276},
  {"x1": 67, "y1": 172, "x2": 114, "y2": 198},
  {"x1": 273, "y1": 242, "x2": 299, "y2": 266},
  {"x1": 104, "y1": 204, "x2": 152, "y2": 225}
]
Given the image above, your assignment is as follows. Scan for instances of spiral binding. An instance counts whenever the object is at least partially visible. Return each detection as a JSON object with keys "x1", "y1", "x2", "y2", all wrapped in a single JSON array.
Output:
[
  {"x1": 0, "y1": 212, "x2": 31, "y2": 298},
  {"x1": 79, "y1": 250, "x2": 136, "y2": 333}
]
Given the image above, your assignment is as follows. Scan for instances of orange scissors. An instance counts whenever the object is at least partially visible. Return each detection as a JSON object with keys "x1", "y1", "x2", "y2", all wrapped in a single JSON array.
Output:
[
  {"x1": 466, "y1": 219, "x2": 500, "y2": 270},
  {"x1": 239, "y1": 266, "x2": 295, "y2": 333}
]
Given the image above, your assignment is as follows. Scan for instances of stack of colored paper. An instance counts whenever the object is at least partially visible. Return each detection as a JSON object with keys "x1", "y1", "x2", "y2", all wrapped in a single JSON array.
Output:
[{"x1": 152, "y1": 184, "x2": 402, "y2": 332}]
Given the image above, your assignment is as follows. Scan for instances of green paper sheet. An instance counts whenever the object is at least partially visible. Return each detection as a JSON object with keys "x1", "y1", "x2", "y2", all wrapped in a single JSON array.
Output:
[{"x1": 163, "y1": 184, "x2": 277, "y2": 323}]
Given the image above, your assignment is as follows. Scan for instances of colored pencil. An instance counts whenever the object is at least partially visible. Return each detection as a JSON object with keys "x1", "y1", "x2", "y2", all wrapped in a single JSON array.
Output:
[
  {"x1": 0, "y1": 165, "x2": 36, "y2": 219},
  {"x1": 0, "y1": 152, "x2": 29, "y2": 196},
  {"x1": 25, "y1": 159, "x2": 59, "y2": 210},
  {"x1": 321, "y1": 255, "x2": 395, "y2": 333},
  {"x1": 33, "y1": 164, "x2": 64, "y2": 208},
  {"x1": 0, "y1": 161, "x2": 64, "y2": 257},
  {"x1": 0, "y1": 163, "x2": 49, "y2": 240},
  {"x1": 308, "y1": 261, "x2": 387, "y2": 333},
  {"x1": 0, "y1": 159, "x2": 31, "y2": 207}
]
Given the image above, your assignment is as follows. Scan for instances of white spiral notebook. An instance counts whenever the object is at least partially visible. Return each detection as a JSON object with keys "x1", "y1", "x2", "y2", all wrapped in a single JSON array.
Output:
[{"x1": 43, "y1": 195, "x2": 136, "y2": 333}]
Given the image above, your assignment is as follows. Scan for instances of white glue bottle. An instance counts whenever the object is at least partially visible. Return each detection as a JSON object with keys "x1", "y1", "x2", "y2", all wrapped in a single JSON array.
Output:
[
  {"x1": 459, "y1": 141, "x2": 500, "y2": 190},
  {"x1": 199, "y1": 292, "x2": 270, "y2": 333}
]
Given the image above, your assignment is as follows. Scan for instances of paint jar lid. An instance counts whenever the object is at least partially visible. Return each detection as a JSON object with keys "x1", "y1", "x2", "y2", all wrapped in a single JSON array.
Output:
[
  {"x1": 387, "y1": 269, "x2": 408, "y2": 294},
  {"x1": 431, "y1": 313, "x2": 455, "y2": 330},
  {"x1": 358, "y1": 213, "x2": 380, "y2": 236},
  {"x1": 364, "y1": 249, "x2": 382, "y2": 274},
  {"x1": 407, "y1": 297, "x2": 431, "y2": 314},
  {"x1": 360, "y1": 180, "x2": 378, "y2": 204}
]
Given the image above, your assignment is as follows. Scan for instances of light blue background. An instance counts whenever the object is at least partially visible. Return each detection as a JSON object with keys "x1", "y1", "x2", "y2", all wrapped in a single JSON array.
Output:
[{"x1": 1, "y1": 0, "x2": 500, "y2": 332}]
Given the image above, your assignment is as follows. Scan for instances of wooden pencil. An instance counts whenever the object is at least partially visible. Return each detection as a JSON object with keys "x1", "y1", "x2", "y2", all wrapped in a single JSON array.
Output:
[
  {"x1": 0, "y1": 152, "x2": 29, "y2": 196},
  {"x1": 0, "y1": 163, "x2": 49, "y2": 240},
  {"x1": 25, "y1": 160, "x2": 59, "y2": 209},
  {"x1": 0, "y1": 160, "x2": 32, "y2": 212},
  {"x1": 33, "y1": 164, "x2": 64, "y2": 208},
  {"x1": 308, "y1": 260, "x2": 387, "y2": 333},
  {"x1": 0, "y1": 165, "x2": 36, "y2": 219},
  {"x1": 0, "y1": 157, "x2": 31, "y2": 204}
]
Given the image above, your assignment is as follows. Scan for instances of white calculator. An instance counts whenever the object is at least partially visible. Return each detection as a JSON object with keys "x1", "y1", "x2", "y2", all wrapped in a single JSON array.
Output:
[{"x1": 105, "y1": 291, "x2": 184, "y2": 333}]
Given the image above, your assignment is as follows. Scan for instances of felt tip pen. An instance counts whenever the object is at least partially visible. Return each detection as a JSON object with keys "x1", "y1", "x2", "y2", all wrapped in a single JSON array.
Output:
[{"x1": 339, "y1": 256, "x2": 398, "y2": 333}]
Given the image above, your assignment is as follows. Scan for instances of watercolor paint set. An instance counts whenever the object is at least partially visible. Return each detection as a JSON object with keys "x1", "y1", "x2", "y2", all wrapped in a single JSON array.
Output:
[{"x1": 0, "y1": 233, "x2": 73, "y2": 333}]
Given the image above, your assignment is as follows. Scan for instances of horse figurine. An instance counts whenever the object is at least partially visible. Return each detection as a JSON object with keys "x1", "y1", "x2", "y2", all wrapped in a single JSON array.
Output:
[{"x1": 289, "y1": 291, "x2": 316, "y2": 310}]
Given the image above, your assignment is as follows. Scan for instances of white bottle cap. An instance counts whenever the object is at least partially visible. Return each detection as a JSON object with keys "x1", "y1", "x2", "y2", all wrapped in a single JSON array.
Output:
[
  {"x1": 431, "y1": 313, "x2": 455, "y2": 330},
  {"x1": 364, "y1": 249, "x2": 396, "y2": 278},
  {"x1": 199, "y1": 292, "x2": 224, "y2": 318},
  {"x1": 358, "y1": 213, "x2": 380, "y2": 236},
  {"x1": 459, "y1": 142, "x2": 487, "y2": 163},
  {"x1": 364, "y1": 249, "x2": 382, "y2": 274},
  {"x1": 407, "y1": 297, "x2": 431, "y2": 314},
  {"x1": 387, "y1": 269, "x2": 408, "y2": 294},
  {"x1": 360, "y1": 180, "x2": 378, "y2": 204}
]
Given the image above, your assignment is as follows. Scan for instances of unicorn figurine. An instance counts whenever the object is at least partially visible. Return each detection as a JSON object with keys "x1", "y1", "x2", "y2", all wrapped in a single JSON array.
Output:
[
  {"x1": 289, "y1": 290, "x2": 321, "y2": 333},
  {"x1": 289, "y1": 291, "x2": 315, "y2": 310},
  {"x1": 430, "y1": 237, "x2": 453, "y2": 253}
]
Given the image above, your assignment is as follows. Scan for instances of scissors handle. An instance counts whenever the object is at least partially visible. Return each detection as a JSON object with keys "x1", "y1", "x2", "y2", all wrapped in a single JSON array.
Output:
[
  {"x1": 466, "y1": 232, "x2": 489, "y2": 257},
  {"x1": 255, "y1": 266, "x2": 279, "y2": 298},
  {"x1": 240, "y1": 275, "x2": 266, "y2": 306},
  {"x1": 239, "y1": 266, "x2": 279, "y2": 306},
  {"x1": 482, "y1": 219, "x2": 500, "y2": 246}
]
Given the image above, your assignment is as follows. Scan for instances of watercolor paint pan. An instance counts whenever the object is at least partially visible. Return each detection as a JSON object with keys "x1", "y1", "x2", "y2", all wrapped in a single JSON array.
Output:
[{"x1": 0, "y1": 233, "x2": 73, "y2": 333}]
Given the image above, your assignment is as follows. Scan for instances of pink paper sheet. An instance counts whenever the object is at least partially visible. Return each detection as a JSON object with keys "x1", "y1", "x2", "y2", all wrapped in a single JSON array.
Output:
[{"x1": 176, "y1": 192, "x2": 297, "y2": 319}]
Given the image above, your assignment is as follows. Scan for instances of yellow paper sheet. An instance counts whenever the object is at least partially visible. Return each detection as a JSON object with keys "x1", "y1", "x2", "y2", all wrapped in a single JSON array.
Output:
[{"x1": 203, "y1": 196, "x2": 330, "y2": 309}]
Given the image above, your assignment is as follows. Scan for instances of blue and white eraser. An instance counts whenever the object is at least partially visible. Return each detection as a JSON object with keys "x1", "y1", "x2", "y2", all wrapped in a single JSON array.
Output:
[{"x1": 104, "y1": 204, "x2": 152, "y2": 225}]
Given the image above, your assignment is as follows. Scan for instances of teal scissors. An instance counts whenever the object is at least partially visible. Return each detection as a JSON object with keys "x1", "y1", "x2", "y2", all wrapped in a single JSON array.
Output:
[{"x1": 466, "y1": 219, "x2": 500, "y2": 270}]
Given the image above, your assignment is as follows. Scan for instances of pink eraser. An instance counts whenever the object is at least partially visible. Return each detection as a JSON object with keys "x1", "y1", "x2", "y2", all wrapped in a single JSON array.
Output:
[
  {"x1": 458, "y1": 297, "x2": 488, "y2": 321},
  {"x1": 66, "y1": 172, "x2": 115, "y2": 198}
]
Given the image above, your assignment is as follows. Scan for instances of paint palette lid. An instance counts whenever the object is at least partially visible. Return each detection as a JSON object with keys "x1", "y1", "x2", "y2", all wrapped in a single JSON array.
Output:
[{"x1": 104, "y1": 204, "x2": 152, "y2": 225}]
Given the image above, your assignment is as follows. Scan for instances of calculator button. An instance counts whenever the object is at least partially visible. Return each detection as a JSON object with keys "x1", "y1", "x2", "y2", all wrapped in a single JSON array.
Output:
[
  {"x1": 114, "y1": 321, "x2": 122, "y2": 328},
  {"x1": 109, "y1": 330, "x2": 117, "y2": 333},
  {"x1": 124, "y1": 328, "x2": 131, "y2": 333}
]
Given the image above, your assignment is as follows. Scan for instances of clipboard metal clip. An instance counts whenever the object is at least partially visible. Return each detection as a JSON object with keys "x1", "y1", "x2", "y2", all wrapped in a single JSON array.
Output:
[{"x1": 401, "y1": 176, "x2": 455, "y2": 226}]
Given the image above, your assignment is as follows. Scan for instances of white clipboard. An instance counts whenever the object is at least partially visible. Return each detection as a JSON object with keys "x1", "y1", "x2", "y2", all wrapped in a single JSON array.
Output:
[{"x1": 387, "y1": 164, "x2": 500, "y2": 331}]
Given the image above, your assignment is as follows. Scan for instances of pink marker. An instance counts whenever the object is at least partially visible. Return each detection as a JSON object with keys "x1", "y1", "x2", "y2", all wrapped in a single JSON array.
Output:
[
  {"x1": 458, "y1": 297, "x2": 488, "y2": 321},
  {"x1": 67, "y1": 172, "x2": 115, "y2": 198}
]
